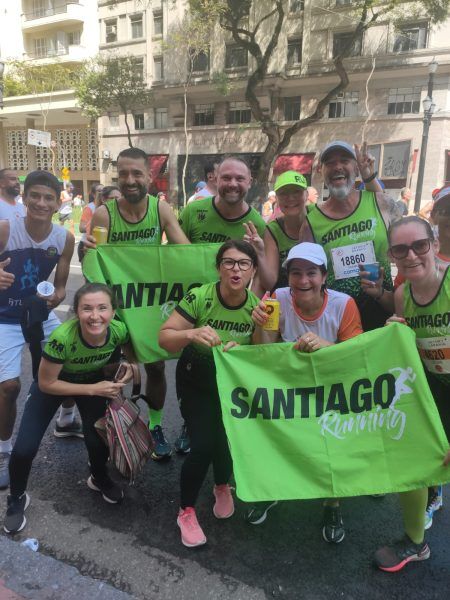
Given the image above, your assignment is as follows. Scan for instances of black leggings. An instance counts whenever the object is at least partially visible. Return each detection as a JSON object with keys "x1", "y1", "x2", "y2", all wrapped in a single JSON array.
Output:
[
  {"x1": 9, "y1": 382, "x2": 109, "y2": 497},
  {"x1": 177, "y1": 358, "x2": 233, "y2": 509}
]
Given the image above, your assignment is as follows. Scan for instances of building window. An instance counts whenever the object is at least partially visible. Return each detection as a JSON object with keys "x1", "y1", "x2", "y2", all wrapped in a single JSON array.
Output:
[
  {"x1": 333, "y1": 31, "x2": 362, "y2": 58},
  {"x1": 134, "y1": 113, "x2": 145, "y2": 130},
  {"x1": 227, "y1": 101, "x2": 251, "y2": 124},
  {"x1": 132, "y1": 58, "x2": 144, "y2": 82},
  {"x1": 393, "y1": 23, "x2": 427, "y2": 53},
  {"x1": 105, "y1": 19, "x2": 117, "y2": 44},
  {"x1": 191, "y1": 49, "x2": 209, "y2": 73},
  {"x1": 32, "y1": 0, "x2": 47, "y2": 18},
  {"x1": 284, "y1": 97, "x2": 301, "y2": 121},
  {"x1": 289, "y1": 0, "x2": 304, "y2": 11},
  {"x1": 154, "y1": 108, "x2": 168, "y2": 129},
  {"x1": 130, "y1": 14, "x2": 143, "y2": 39},
  {"x1": 108, "y1": 114, "x2": 120, "y2": 129},
  {"x1": 287, "y1": 38, "x2": 302, "y2": 67},
  {"x1": 153, "y1": 56, "x2": 163, "y2": 81},
  {"x1": 336, "y1": 0, "x2": 353, "y2": 5},
  {"x1": 34, "y1": 37, "x2": 48, "y2": 57},
  {"x1": 387, "y1": 87, "x2": 421, "y2": 115},
  {"x1": 153, "y1": 11, "x2": 163, "y2": 36},
  {"x1": 194, "y1": 104, "x2": 215, "y2": 126},
  {"x1": 67, "y1": 30, "x2": 81, "y2": 46},
  {"x1": 328, "y1": 91, "x2": 359, "y2": 118},
  {"x1": 225, "y1": 45, "x2": 248, "y2": 69}
]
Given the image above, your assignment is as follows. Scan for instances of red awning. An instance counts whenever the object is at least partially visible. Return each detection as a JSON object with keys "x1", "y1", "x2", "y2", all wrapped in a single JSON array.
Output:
[
  {"x1": 148, "y1": 155, "x2": 168, "y2": 179},
  {"x1": 273, "y1": 153, "x2": 315, "y2": 177}
]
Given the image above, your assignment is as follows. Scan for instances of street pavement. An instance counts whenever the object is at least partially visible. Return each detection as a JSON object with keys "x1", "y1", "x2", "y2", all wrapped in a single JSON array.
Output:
[{"x1": 0, "y1": 249, "x2": 449, "y2": 599}]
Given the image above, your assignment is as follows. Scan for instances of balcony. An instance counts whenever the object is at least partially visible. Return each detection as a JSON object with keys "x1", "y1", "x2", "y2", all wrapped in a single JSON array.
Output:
[
  {"x1": 24, "y1": 44, "x2": 88, "y2": 64},
  {"x1": 22, "y1": 3, "x2": 84, "y2": 32}
]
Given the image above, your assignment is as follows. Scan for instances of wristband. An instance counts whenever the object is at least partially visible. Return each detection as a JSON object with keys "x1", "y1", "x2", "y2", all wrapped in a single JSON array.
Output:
[{"x1": 363, "y1": 171, "x2": 378, "y2": 184}]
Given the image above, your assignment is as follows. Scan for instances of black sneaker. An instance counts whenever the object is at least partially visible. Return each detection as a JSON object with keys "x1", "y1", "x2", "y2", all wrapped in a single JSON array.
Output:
[
  {"x1": 374, "y1": 535, "x2": 430, "y2": 572},
  {"x1": 54, "y1": 420, "x2": 84, "y2": 439},
  {"x1": 245, "y1": 501, "x2": 278, "y2": 525},
  {"x1": 150, "y1": 425, "x2": 172, "y2": 460},
  {"x1": 4, "y1": 493, "x2": 30, "y2": 534},
  {"x1": 87, "y1": 475, "x2": 124, "y2": 504},
  {"x1": 322, "y1": 505, "x2": 345, "y2": 543},
  {"x1": 174, "y1": 424, "x2": 190, "y2": 454}
]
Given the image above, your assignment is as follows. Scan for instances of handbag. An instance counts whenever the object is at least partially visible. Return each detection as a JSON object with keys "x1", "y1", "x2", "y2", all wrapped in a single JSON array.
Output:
[{"x1": 95, "y1": 364, "x2": 154, "y2": 483}]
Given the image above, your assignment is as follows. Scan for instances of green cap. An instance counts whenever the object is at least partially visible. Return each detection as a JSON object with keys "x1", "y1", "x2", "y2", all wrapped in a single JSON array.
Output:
[{"x1": 274, "y1": 170, "x2": 307, "y2": 192}]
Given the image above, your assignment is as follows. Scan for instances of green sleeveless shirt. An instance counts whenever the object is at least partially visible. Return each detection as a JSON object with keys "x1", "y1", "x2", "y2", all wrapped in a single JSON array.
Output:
[
  {"x1": 179, "y1": 196, "x2": 266, "y2": 243},
  {"x1": 266, "y1": 218, "x2": 298, "y2": 289},
  {"x1": 306, "y1": 191, "x2": 392, "y2": 299},
  {"x1": 403, "y1": 267, "x2": 450, "y2": 385},
  {"x1": 105, "y1": 195, "x2": 162, "y2": 245}
]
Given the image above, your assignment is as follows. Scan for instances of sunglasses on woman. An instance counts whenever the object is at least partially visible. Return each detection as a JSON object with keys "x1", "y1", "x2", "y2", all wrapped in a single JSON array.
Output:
[{"x1": 389, "y1": 238, "x2": 431, "y2": 260}]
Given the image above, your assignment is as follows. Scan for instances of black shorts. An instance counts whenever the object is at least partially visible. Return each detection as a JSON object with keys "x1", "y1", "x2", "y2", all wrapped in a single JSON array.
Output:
[{"x1": 426, "y1": 372, "x2": 450, "y2": 443}]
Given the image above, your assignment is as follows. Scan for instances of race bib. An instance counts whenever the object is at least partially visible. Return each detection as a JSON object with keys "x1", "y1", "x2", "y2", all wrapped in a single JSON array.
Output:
[
  {"x1": 330, "y1": 241, "x2": 376, "y2": 280},
  {"x1": 416, "y1": 336, "x2": 450, "y2": 375}
]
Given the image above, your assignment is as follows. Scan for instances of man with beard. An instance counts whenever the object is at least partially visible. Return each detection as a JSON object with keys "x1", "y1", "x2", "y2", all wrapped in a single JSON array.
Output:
[
  {"x1": 88, "y1": 147, "x2": 189, "y2": 460},
  {"x1": 0, "y1": 170, "x2": 26, "y2": 221},
  {"x1": 301, "y1": 141, "x2": 400, "y2": 331}
]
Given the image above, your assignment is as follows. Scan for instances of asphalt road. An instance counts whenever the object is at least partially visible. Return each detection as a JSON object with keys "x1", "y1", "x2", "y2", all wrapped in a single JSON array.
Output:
[{"x1": 1, "y1": 253, "x2": 449, "y2": 599}]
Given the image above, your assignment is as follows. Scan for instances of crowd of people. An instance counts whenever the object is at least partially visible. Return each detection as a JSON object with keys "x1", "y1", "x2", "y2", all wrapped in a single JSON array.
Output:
[{"x1": 0, "y1": 139, "x2": 448, "y2": 574}]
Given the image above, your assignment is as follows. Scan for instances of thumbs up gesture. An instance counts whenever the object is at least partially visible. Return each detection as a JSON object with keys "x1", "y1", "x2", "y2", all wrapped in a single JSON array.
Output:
[{"x1": 0, "y1": 258, "x2": 15, "y2": 290}]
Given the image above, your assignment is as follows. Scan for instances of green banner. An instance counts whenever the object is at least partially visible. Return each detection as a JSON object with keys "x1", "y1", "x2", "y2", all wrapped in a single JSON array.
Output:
[
  {"x1": 213, "y1": 324, "x2": 450, "y2": 501},
  {"x1": 83, "y1": 244, "x2": 220, "y2": 362}
]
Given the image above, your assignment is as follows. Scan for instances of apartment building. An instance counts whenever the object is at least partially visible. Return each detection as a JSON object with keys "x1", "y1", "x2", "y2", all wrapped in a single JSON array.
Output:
[
  {"x1": 0, "y1": 0, "x2": 100, "y2": 196},
  {"x1": 96, "y1": 1, "x2": 450, "y2": 205}
]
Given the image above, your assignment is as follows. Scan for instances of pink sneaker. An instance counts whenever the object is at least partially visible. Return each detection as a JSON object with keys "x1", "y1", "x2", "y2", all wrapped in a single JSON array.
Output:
[
  {"x1": 177, "y1": 507, "x2": 207, "y2": 547},
  {"x1": 213, "y1": 484, "x2": 234, "y2": 519}
]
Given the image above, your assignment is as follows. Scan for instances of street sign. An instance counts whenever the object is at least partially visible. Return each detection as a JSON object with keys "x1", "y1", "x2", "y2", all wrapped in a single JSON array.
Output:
[{"x1": 27, "y1": 129, "x2": 51, "y2": 148}]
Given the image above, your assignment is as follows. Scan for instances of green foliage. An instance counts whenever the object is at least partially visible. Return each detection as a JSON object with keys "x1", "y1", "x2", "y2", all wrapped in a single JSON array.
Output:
[
  {"x1": 4, "y1": 61, "x2": 78, "y2": 97},
  {"x1": 75, "y1": 55, "x2": 153, "y2": 119},
  {"x1": 211, "y1": 72, "x2": 234, "y2": 96}
]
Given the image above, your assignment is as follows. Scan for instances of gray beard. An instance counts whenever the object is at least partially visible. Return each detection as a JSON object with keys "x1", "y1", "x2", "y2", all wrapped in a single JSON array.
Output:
[{"x1": 327, "y1": 176, "x2": 355, "y2": 201}]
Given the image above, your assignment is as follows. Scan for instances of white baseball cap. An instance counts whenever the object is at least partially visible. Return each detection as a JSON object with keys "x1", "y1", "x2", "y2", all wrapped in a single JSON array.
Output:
[{"x1": 282, "y1": 242, "x2": 328, "y2": 269}]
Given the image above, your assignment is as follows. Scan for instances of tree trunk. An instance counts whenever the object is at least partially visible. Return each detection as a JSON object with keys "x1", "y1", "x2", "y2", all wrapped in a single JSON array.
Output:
[
  {"x1": 123, "y1": 109, "x2": 133, "y2": 148},
  {"x1": 182, "y1": 86, "x2": 189, "y2": 206}
]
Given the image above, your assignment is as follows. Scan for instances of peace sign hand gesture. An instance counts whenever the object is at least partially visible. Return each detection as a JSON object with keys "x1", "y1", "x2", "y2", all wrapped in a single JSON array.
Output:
[
  {"x1": 354, "y1": 142, "x2": 375, "y2": 182},
  {"x1": 243, "y1": 221, "x2": 265, "y2": 256}
]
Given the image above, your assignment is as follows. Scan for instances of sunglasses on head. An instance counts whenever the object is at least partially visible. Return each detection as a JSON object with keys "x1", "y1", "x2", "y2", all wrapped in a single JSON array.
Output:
[{"x1": 389, "y1": 238, "x2": 431, "y2": 260}]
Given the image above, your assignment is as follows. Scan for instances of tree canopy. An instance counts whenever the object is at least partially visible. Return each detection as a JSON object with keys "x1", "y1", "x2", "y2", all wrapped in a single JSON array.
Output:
[
  {"x1": 74, "y1": 55, "x2": 153, "y2": 147},
  {"x1": 4, "y1": 61, "x2": 78, "y2": 97}
]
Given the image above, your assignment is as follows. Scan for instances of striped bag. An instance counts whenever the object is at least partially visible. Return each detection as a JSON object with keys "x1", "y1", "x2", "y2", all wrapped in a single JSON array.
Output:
[{"x1": 95, "y1": 364, "x2": 154, "y2": 483}]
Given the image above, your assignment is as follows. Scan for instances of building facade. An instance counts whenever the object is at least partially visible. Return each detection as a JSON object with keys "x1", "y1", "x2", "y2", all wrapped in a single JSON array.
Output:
[
  {"x1": 0, "y1": 0, "x2": 100, "y2": 196},
  {"x1": 96, "y1": 0, "x2": 450, "y2": 208}
]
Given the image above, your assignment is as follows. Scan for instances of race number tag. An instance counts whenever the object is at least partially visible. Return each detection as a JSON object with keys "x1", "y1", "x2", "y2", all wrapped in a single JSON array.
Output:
[
  {"x1": 331, "y1": 241, "x2": 376, "y2": 280},
  {"x1": 416, "y1": 336, "x2": 450, "y2": 375}
]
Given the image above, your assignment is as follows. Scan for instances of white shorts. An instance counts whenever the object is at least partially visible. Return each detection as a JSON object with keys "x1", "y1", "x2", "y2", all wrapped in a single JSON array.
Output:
[{"x1": 0, "y1": 312, "x2": 61, "y2": 382}]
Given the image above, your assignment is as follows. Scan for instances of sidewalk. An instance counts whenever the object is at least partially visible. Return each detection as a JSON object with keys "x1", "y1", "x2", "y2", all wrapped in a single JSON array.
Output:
[{"x1": 0, "y1": 535, "x2": 135, "y2": 600}]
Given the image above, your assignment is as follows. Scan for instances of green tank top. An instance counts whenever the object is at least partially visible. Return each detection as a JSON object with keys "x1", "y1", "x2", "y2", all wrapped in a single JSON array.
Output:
[
  {"x1": 306, "y1": 191, "x2": 392, "y2": 299},
  {"x1": 105, "y1": 195, "x2": 162, "y2": 245},
  {"x1": 403, "y1": 267, "x2": 450, "y2": 385},
  {"x1": 42, "y1": 318, "x2": 129, "y2": 383},
  {"x1": 179, "y1": 196, "x2": 266, "y2": 243},
  {"x1": 266, "y1": 219, "x2": 298, "y2": 289}
]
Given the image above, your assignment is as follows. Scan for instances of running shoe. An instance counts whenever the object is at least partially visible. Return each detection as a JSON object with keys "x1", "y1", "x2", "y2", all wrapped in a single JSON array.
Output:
[
  {"x1": 244, "y1": 501, "x2": 278, "y2": 525},
  {"x1": 4, "y1": 493, "x2": 30, "y2": 534},
  {"x1": 213, "y1": 484, "x2": 234, "y2": 519},
  {"x1": 177, "y1": 507, "x2": 207, "y2": 547},
  {"x1": 424, "y1": 485, "x2": 443, "y2": 530},
  {"x1": 174, "y1": 424, "x2": 191, "y2": 454},
  {"x1": 150, "y1": 425, "x2": 173, "y2": 460},
  {"x1": 87, "y1": 475, "x2": 124, "y2": 504},
  {"x1": 0, "y1": 451, "x2": 11, "y2": 489},
  {"x1": 374, "y1": 535, "x2": 430, "y2": 572},
  {"x1": 54, "y1": 420, "x2": 84, "y2": 439},
  {"x1": 322, "y1": 505, "x2": 345, "y2": 543}
]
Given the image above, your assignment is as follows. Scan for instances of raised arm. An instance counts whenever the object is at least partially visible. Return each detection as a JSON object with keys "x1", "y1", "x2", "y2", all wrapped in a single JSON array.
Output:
[{"x1": 49, "y1": 231, "x2": 75, "y2": 309}]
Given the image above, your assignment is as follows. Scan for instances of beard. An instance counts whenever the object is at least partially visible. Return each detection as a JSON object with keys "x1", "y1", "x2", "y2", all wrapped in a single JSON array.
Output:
[
  {"x1": 121, "y1": 182, "x2": 147, "y2": 204},
  {"x1": 327, "y1": 175, "x2": 355, "y2": 201},
  {"x1": 5, "y1": 185, "x2": 20, "y2": 197}
]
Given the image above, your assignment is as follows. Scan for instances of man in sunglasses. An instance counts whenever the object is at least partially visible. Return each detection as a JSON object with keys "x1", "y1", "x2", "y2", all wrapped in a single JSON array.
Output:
[{"x1": 301, "y1": 140, "x2": 401, "y2": 331}]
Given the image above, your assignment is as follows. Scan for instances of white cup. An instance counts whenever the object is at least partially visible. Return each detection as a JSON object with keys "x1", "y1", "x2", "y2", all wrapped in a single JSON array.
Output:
[{"x1": 36, "y1": 281, "x2": 55, "y2": 297}]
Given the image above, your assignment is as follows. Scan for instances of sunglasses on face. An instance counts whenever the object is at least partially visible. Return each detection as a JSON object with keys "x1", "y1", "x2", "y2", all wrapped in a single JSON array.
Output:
[
  {"x1": 220, "y1": 258, "x2": 253, "y2": 271},
  {"x1": 389, "y1": 238, "x2": 431, "y2": 260}
]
